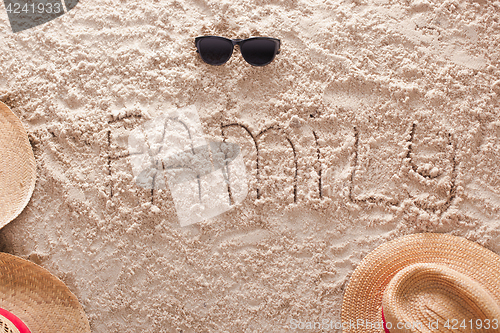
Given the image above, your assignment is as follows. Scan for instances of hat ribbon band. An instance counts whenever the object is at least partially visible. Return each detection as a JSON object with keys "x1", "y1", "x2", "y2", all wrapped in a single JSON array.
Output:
[
  {"x1": 0, "y1": 308, "x2": 31, "y2": 333},
  {"x1": 381, "y1": 307, "x2": 391, "y2": 333}
]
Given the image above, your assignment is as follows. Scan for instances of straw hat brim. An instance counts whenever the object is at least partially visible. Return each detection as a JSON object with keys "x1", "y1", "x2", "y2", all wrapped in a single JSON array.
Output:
[
  {"x1": 341, "y1": 233, "x2": 500, "y2": 333},
  {"x1": 0, "y1": 253, "x2": 91, "y2": 332},
  {"x1": 0, "y1": 101, "x2": 36, "y2": 229}
]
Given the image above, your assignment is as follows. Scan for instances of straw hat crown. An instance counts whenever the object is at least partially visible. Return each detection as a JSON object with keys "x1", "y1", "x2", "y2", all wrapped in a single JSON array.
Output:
[{"x1": 382, "y1": 263, "x2": 500, "y2": 333}]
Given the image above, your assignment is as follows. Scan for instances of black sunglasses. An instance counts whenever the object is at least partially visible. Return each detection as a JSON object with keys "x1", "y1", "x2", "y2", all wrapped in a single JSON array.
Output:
[{"x1": 195, "y1": 36, "x2": 281, "y2": 66}]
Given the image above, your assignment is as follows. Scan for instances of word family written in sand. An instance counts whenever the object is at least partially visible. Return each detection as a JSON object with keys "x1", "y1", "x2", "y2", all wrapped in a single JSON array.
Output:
[{"x1": 123, "y1": 105, "x2": 458, "y2": 226}]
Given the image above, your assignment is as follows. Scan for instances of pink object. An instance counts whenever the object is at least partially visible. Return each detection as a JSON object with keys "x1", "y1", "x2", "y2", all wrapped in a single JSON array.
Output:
[
  {"x1": 0, "y1": 307, "x2": 31, "y2": 333},
  {"x1": 382, "y1": 307, "x2": 391, "y2": 333}
]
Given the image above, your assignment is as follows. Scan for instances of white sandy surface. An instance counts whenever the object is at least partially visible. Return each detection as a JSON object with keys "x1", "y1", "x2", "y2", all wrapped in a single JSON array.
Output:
[{"x1": 1, "y1": 0, "x2": 500, "y2": 332}]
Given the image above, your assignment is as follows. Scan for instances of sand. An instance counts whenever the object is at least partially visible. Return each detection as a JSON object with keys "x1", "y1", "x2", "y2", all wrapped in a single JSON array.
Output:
[{"x1": 0, "y1": 0, "x2": 500, "y2": 331}]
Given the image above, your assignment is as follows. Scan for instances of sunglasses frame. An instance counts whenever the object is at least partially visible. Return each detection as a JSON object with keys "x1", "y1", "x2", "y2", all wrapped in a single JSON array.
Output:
[{"x1": 195, "y1": 36, "x2": 281, "y2": 66}]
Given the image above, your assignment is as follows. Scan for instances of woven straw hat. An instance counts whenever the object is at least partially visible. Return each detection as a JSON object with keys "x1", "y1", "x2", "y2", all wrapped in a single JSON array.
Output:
[
  {"x1": 0, "y1": 253, "x2": 91, "y2": 332},
  {"x1": 341, "y1": 233, "x2": 500, "y2": 333},
  {"x1": 0, "y1": 101, "x2": 36, "y2": 229}
]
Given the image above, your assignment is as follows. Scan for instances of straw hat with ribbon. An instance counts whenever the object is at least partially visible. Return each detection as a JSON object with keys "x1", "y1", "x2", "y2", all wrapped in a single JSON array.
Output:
[
  {"x1": 341, "y1": 233, "x2": 500, "y2": 333},
  {"x1": 0, "y1": 101, "x2": 36, "y2": 229},
  {"x1": 0, "y1": 253, "x2": 91, "y2": 332}
]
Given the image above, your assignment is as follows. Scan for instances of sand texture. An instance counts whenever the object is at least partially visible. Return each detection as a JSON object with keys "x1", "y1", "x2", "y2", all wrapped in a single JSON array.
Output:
[{"x1": 1, "y1": 0, "x2": 500, "y2": 331}]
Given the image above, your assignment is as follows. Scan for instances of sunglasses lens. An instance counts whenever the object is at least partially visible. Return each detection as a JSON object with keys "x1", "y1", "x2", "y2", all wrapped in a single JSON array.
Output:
[
  {"x1": 197, "y1": 37, "x2": 233, "y2": 66},
  {"x1": 240, "y1": 39, "x2": 279, "y2": 66}
]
